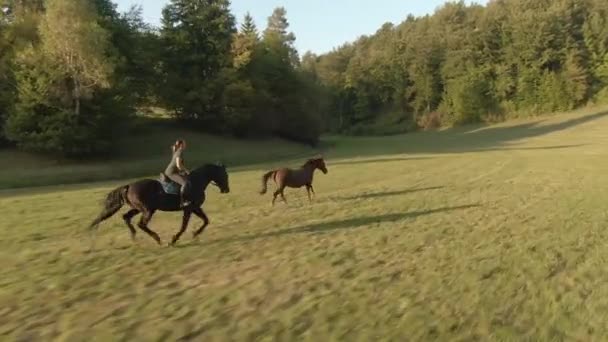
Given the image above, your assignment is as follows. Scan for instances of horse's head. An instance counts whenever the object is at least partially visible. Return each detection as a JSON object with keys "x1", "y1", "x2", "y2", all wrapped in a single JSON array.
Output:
[
  {"x1": 307, "y1": 156, "x2": 328, "y2": 174},
  {"x1": 208, "y1": 162, "x2": 230, "y2": 193}
]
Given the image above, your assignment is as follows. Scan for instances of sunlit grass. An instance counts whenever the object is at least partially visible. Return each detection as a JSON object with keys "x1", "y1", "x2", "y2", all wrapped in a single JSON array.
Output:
[{"x1": 2, "y1": 106, "x2": 608, "y2": 340}]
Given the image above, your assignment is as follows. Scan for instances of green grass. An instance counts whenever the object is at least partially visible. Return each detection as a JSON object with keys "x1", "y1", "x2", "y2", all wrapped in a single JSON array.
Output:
[{"x1": 2, "y1": 106, "x2": 608, "y2": 340}]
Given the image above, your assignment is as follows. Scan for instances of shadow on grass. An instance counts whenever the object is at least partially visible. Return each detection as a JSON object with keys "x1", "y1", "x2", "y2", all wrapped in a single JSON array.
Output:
[
  {"x1": 463, "y1": 110, "x2": 607, "y2": 138},
  {"x1": 468, "y1": 144, "x2": 587, "y2": 153},
  {"x1": 327, "y1": 109, "x2": 607, "y2": 159},
  {"x1": 336, "y1": 186, "x2": 444, "y2": 201},
  {"x1": 330, "y1": 156, "x2": 434, "y2": 166},
  {"x1": 198, "y1": 204, "x2": 480, "y2": 246}
]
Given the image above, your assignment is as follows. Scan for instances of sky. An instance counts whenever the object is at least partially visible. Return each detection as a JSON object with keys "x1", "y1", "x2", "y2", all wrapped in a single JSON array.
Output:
[{"x1": 115, "y1": 0, "x2": 488, "y2": 55}]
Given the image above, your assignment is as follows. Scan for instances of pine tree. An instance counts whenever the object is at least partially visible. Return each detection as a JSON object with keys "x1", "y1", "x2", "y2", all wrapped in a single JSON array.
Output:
[
  {"x1": 160, "y1": 0, "x2": 236, "y2": 124},
  {"x1": 263, "y1": 7, "x2": 299, "y2": 67},
  {"x1": 240, "y1": 12, "x2": 257, "y2": 38},
  {"x1": 232, "y1": 13, "x2": 259, "y2": 71}
]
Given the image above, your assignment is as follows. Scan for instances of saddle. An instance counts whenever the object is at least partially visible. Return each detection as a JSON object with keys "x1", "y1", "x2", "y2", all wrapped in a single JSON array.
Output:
[{"x1": 158, "y1": 173, "x2": 180, "y2": 195}]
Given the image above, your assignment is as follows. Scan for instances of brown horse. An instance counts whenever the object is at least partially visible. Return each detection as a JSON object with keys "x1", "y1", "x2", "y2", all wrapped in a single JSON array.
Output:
[
  {"x1": 89, "y1": 163, "x2": 230, "y2": 246},
  {"x1": 260, "y1": 157, "x2": 328, "y2": 205}
]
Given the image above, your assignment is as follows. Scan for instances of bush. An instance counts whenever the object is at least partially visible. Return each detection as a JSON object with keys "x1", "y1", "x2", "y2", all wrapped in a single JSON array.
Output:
[
  {"x1": 6, "y1": 95, "x2": 128, "y2": 159},
  {"x1": 593, "y1": 87, "x2": 608, "y2": 105},
  {"x1": 222, "y1": 78, "x2": 256, "y2": 137},
  {"x1": 417, "y1": 111, "x2": 442, "y2": 130},
  {"x1": 444, "y1": 69, "x2": 497, "y2": 125},
  {"x1": 276, "y1": 94, "x2": 323, "y2": 146},
  {"x1": 538, "y1": 71, "x2": 576, "y2": 113},
  {"x1": 0, "y1": 86, "x2": 12, "y2": 147}
]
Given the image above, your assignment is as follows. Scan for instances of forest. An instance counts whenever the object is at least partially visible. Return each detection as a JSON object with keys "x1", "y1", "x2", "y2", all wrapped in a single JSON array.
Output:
[{"x1": 1, "y1": 0, "x2": 607, "y2": 158}]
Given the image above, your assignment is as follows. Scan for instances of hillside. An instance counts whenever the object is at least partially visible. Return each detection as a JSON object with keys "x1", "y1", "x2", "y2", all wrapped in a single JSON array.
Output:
[
  {"x1": 2, "y1": 106, "x2": 608, "y2": 339},
  {"x1": 0, "y1": 118, "x2": 318, "y2": 190}
]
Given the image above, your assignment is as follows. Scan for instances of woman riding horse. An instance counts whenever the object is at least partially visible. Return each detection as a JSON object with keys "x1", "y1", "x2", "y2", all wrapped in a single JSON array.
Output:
[
  {"x1": 90, "y1": 162, "x2": 230, "y2": 246},
  {"x1": 165, "y1": 139, "x2": 191, "y2": 208}
]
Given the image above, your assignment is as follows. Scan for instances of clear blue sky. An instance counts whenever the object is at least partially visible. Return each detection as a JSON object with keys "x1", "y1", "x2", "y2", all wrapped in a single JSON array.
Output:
[{"x1": 115, "y1": 0, "x2": 487, "y2": 54}]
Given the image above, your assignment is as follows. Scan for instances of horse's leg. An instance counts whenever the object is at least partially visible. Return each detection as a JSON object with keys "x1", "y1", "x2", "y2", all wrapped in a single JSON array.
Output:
[
  {"x1": 170, "y1": 210, "x2": 191, "y2": 246},
  {"x1": 122, "y1": 209, "x2": 139, "y2": 241},
  {"x1": 192, "y1": 207, "x2": 210, "y2": 238},
  {"x1": 137, "y1": 209, "x2": 161, "y2": 245},
  {"x1": 309, "y1": 184, "x2": 316, "y2": 199},
  {"x1": 273, "y1": 185, "x2": 287, "y2": 204},
  {"x1": 272, "y1": 173, "x2": 284, "y2": 206},
  {"x1": 272, "y1": 184, "x2": 283, "y2": 206},
  {"x1": 272, "y1": 189, "x2": 281, "y2": 206},
  {"x1": 306, "y1": 185, "x2": 312, "y2": 203},
  {"x1": 277, "y1": 183, "x2": 288, "y2": 204}
]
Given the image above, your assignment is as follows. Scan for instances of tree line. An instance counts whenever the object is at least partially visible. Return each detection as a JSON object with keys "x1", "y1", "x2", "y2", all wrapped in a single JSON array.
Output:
[
  {"x1": 1, "y1": 0, "x2": 607, "y2": 158},
  {"x1": 304, "y1": 0, "x2": 608, "y2": 134},
  {"x1": 0, "y1": 0, "x2": 321, "y2": 158}
]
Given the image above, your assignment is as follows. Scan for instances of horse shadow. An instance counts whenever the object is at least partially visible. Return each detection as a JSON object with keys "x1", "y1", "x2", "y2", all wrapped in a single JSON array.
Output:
[
  {"x1": 200, "y1": 204, "x2": 480, "y2": 246},
  {"x1": 330, "y1": 156, "x2": 433, "y2": 166},
  {"x1": 335, "y1": 186, "x2": 444, "y2": 201}
]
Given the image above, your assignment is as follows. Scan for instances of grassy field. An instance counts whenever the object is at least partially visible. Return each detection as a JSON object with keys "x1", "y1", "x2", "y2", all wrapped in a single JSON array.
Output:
[
  {"x1": 0, "y1": 117, "x2": 318, "y2": 190},
  {"x1": 2, "y1": 106, "x2": 608, "y2": 340}
]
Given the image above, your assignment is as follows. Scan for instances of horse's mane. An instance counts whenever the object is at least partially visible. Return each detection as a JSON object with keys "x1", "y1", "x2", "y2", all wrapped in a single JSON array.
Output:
[
  {"x1": 301, "y1": 157, "x2": 323, "y2": 168},
  {"x1": 190, "y1": 163, "x2": 222, "y2": 177},
  {"x1": 301, "y1": 158, "x2": 316, "y2": 168}
]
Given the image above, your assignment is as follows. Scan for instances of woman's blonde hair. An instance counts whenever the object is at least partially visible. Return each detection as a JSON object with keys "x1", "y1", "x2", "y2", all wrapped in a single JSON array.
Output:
[{"x1": 172, "y1": 139, "x2": 186, "y2": 151}]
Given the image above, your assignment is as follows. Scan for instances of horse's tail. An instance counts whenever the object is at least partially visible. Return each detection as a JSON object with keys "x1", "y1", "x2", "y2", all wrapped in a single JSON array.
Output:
[
  {"x1": 259, "y1": 170, "x2": 276, "y2": 195},
  {"x1": 89, "y1": 185, "x2": 129, "y2": 230}
]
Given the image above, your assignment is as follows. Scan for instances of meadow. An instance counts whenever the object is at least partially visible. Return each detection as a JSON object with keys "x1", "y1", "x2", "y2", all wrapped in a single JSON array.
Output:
[{"x1": 2, "y1": 106, "x2": 608, "y2": 340}]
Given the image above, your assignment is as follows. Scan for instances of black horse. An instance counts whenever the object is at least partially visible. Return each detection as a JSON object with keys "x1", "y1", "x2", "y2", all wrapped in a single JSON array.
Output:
[{"x1": 90, "y1": 163, "x2": 230, "y2": 246}]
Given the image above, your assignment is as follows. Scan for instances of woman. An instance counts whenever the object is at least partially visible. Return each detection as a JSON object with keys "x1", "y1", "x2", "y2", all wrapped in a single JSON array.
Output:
[{"x1": 165, "y1": 139, "x2": 191, "y2": 207}]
